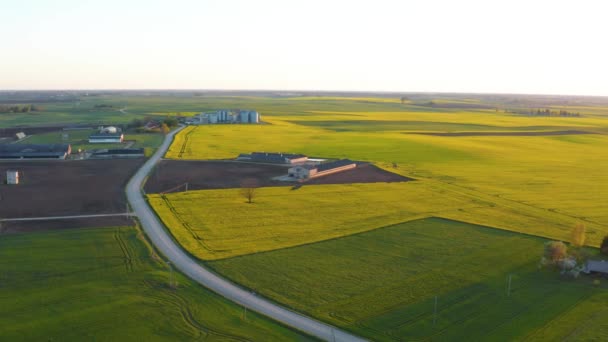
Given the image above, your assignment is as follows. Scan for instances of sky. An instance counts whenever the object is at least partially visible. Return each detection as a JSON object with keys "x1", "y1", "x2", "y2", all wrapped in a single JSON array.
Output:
[{"x1": 1, "y1": 0, "x2": 607, "y2": 95}]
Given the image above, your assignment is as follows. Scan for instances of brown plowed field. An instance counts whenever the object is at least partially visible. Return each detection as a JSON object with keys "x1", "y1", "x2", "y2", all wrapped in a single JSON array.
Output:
[
  {"x1": 0, "y1": 159, "x2": 144, "y2": 232},
  {"x1": 144, "y1": 160, "x2": 411, "y2": 193}
]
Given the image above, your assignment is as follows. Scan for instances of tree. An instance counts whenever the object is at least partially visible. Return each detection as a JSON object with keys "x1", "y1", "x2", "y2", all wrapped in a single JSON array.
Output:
[
  {"x1": 163, "y1": 116, "x2": 178, "y2": 127},
  {"x1": 160, "y1": 123, "x2": 170, "y2": 135},
  {"x1": 571, "y1": 223, "x2": 586, "y2": 248},
  {"x1": 601, "y1": 235, "x2": 608, "y2": 255},
  {"x1": 400, "y1": 96, "x2": 408, "y2": 104},
  {"x1": 240, "y1": 178, "x2": 259, "y2": 204},
  {"x1": 543, "y1": 241, "x2": 568, "y2": 264}
]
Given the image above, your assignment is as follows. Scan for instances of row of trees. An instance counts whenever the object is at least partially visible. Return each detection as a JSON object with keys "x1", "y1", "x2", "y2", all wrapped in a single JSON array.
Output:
[
  {"x1": 0, "y1": 104, "x2": 42, "y2": 113},
  {"x1": 507, "y1": 108, "x2": 581, "y2": 117}
]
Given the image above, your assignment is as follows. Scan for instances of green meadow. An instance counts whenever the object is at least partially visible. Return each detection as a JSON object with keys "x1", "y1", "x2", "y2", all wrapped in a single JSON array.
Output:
[
  {"x1": 209, "y1": 218, "x2": 608, "y2": 341},
  {"x1": 16, "y1": 129, "x2": 164, "y2": 152},
  {"x1": 0, "y1": 226, "x2": 311, "y2": 341}
]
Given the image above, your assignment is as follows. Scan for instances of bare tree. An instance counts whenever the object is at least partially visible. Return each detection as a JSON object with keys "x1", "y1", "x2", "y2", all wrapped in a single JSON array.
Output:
[{"x1": 240, "y1": 178, "x2": 259, "y2": 204}]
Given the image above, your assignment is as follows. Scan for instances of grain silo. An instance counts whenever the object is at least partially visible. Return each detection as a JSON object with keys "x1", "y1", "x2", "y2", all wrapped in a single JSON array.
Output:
[
  {"x1": 239, "y1": 110, "x2": 249, "y2": 123},
  {"x1": 6, "y1": 170, "x2": 19, "y2": 184},
  {"x1": 249, "y1": 111, "x2": 260, "y2": 123}
]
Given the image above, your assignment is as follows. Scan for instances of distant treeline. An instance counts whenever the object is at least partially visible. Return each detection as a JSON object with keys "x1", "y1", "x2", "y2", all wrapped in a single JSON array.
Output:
[
  {"x1": 506, "y1": 108, "x2": 581, "y2": 117},
  {"x1": 93, "y1": 104, "x2": 114, "y2": 109},
  {"x1": 0, "y1": 104, "x2": 42, "y2": 113}
]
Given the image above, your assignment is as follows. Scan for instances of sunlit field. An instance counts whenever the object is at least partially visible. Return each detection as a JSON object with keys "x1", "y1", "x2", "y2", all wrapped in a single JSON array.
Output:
[{"x1": 209, "y1": 218, "x2": 608, "y2": 341}]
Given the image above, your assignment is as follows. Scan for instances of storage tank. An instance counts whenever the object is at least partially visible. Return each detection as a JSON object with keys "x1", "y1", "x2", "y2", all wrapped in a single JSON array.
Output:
[
  {"x1": 249, "y1": 111, "x2": 259, "y2": 123},
  {"x1": 239, "y1": 110, "x2": 248, "y2": 123},
  {"x1": 101, "y1": 126, "x2": 118, "y2": 134},
  {"x1": 209, "y1": 113, "x2": 218, "y2": 124}
]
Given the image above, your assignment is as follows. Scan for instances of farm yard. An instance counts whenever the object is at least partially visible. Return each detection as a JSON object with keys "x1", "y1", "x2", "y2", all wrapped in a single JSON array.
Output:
[
  {"x1": 0, "y1": 226, "x2": 311, "y2": 341},
  {"x1": 144, "y1": 160, "x2": 409, "y2": 193},
  {"x1": 0, "y1": 159, "x2": 143, "y2": 232}
]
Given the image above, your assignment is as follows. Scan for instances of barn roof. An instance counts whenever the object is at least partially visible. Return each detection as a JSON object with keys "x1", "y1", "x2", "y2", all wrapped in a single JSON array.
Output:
[
  {"x1": 586, "y1": 260, "x2": 608, "y2": 274},
  {"x1": 316, "y1": 159, "x2": 356, "y2": 172},
  {"x1": 0, "y1": 144, "x2": 71, "y2": 158},
  {"x1": 92, "y1": 148, "x2": 144, "y2": 156},
  {"x1": 89, "y1": 133, "x2": 123, "y2": 139}
]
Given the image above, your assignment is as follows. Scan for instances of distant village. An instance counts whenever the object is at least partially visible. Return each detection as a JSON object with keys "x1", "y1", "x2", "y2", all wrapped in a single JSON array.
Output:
[{"x1": 185, "y1": 109, "x2": 260, "y2": 125}]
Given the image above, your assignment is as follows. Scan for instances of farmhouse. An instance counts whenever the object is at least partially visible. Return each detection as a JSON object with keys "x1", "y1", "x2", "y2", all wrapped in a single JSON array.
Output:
[
  {"x1": 288, "y1": 159, "x2": 357, "y2": 180},
  {"x1": 237, "y1": 152, "x2": 308, "y2": 165},
  {"x1": 88, "y1": 133, "x2": 124, "y2": 143},
  {"x1": 584, "y1": 260, "x2": 608, "y2": 275},
  {"x1": 0, "y1": 144, "x2": 71, "y2": 159}
]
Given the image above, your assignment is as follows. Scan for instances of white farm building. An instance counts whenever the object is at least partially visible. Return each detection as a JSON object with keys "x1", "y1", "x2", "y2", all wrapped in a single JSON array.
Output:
[{"x1": 6, "y1": 170, "x2": 19, "y2": 184}]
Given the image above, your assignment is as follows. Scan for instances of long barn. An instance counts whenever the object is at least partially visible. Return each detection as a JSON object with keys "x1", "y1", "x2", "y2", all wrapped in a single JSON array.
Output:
[
  {"x1": 288, "y1": 159, "x2": 356, "y2": 180},
  {"x1": 0, "y1": 144, "x2": 72, "y2": 159}
]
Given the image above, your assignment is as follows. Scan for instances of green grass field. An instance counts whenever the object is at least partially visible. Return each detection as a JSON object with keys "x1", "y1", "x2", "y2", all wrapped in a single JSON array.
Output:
[
  {"x1": 16, "y1": 129, "x2": 164, "y2": 152},
  {"x1": 0, "y1": 226, "x2": 311, "y2": 341},
  {"x1": 208, "y1": 218, "x2": 608, "y2": 341}
]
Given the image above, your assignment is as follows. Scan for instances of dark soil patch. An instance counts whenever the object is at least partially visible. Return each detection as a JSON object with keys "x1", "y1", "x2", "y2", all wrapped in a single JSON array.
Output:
[
  {"x1": 0, "y1": 159, "x2": 144, "y2": 226},
  {"x1": 145, "y1": 161, "x2": 287, "y2": 193},
  {"x1": 303, "y1": 163, "x2": 412, "y2": 185},
  {"x1": 145, "y1": 160, "x2": 411, "y2": 193},
  {"x1": 408, "y1": 130, "x2": 596, "y2": 137}
]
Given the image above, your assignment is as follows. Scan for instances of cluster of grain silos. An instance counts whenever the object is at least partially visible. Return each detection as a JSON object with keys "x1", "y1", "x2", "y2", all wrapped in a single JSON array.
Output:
[{"x1": 198, "y1": 110, "x2": 260, "y2": 124}]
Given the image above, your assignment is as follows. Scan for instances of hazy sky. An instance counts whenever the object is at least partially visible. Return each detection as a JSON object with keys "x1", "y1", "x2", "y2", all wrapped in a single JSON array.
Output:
[{"x1": 2, "y1": 0, "x2": 607, "y2": 95}]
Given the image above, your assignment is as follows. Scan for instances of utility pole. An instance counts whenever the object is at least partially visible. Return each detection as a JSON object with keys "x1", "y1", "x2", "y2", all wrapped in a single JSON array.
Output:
[
  {"x1": 331, "y1": 328, "x2": 336, "y2": 342},
  {"x1": 185, "y1": 182, "x2": 188, "y2": 192},
  {"x1": 433, "y1": 296, "x2": 438, "y2": 326},
  {"x1": 507, "y1": 274, "x2": 512, "y2": 297}
]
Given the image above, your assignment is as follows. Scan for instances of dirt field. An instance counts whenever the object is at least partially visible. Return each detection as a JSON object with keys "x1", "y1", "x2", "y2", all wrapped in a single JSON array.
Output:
[
  {"x1": 409, "y1": 130, "x2": 595, "y2": 137},
  {"x1": 303, "y1": 163, "x2": 411, "y2": 185},
  {"x1": 144, "y1": 161, "x2": 410, "y2": 193},
  {"x1": 0, "y1": 159, "x2": 144, "y2": 232}
]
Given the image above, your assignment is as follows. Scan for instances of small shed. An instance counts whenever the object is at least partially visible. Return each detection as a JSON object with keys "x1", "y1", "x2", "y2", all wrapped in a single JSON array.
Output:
[
  {"x1": 584, "y1": 260, "x2": 608, "y2": 275},
  {"x1": 6, "y1": 170, "x2": 19, "y2": 184},
  {"x1": 15, "y1": 132, "x2": 26, "y2": 140}
]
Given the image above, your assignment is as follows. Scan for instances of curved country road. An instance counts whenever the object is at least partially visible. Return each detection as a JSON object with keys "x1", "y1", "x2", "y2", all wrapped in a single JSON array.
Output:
[{"x1": 126, "y1": 126, "x2": 367, "y2": 342}]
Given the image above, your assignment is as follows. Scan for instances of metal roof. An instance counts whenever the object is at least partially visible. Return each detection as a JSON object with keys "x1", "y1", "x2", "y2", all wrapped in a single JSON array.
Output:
[
  {"x1": 0, "y1": 144, "x2": 70, "y2": 158},
  {"x1": 316, "y1": 159, "x2": 356, "y2": 172},
  {"x1": 89, "y1": 133, "x2": 123, "y2": 139},
  {"x1": 586, "y1": 260, "x2": 608, "y2": 274}
]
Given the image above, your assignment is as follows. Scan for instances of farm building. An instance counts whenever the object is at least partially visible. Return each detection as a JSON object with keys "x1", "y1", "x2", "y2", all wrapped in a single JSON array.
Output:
[
  {"x1": 237, "y1": 152, "x2": 308, "y2": 164},
  {"x1": 6, "y1": 170, "x2": 19, "y2": 184},
  {"x1": 288, "y1": 159, "x2": 357, "y2": 180},
  {"x1": 91, "y1": 148, "x2": 145, "y2": 159},
  {"x1": 584, "y1": 260, "x2": 608, "y2": 275},
  {"x1": 0, "y1": 144, "x2": 71, "y2": 159},
  {"x1": 88, "y1": 133, "x2": 124, "y2": 143},
  {"x1": 15, "y1": 132, "x2": 26, "y2": 140}
]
